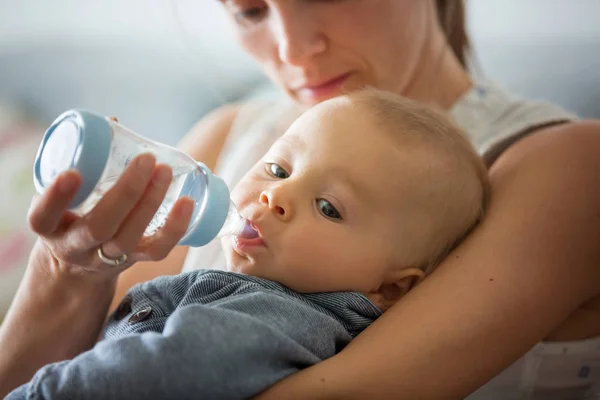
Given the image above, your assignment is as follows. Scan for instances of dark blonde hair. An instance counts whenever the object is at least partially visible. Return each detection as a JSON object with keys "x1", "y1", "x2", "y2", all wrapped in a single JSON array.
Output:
[
  {"x1": 348, "y1": 88, "x2": 489, "y2": 273},
  {"x1": 436, "y1": 0, "x2": 469, "y2": 68}
]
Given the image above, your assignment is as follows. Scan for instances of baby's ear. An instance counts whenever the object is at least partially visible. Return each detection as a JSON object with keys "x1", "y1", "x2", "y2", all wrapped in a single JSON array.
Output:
[{"x1": 367, "y1": 268, "x2": 425, "y2": 311}]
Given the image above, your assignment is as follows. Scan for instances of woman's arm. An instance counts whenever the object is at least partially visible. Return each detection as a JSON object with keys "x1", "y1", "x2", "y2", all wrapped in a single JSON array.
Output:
[
  {"x1": 255, "y1": 121, "x2": 600, "y2": 400},
  {"x1": 0, "y1": 148, "x2": 198, "y2": 396},
  {"x1": 0, "y1": 103, "x2": 242, "y2": 396},
  {"x1": 0, "y1": 244, "x2": 117, "y2": 397},
  {"x1": 110, "y1": 103, "x2": 242, "y2": 310}
]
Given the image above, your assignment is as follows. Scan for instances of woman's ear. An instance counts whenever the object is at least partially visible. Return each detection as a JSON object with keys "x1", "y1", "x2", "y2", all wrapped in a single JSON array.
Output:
[{"x1": 366, "y1": 268, "x2": 425, "y2": 310}]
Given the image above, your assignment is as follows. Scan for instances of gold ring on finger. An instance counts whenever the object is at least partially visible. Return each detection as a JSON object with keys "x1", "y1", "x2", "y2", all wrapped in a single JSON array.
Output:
[{"x1": 97, "y1": 246, "x2": 128, "y2": 266}]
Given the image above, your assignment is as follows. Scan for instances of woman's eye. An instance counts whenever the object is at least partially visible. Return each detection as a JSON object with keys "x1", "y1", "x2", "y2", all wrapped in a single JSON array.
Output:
[
  {"x1": 266, "y1": 163, "x2": 289, "y2": 179},
  {"x1": 317, "y1": 199, "x2": 342, "y2": 220}
]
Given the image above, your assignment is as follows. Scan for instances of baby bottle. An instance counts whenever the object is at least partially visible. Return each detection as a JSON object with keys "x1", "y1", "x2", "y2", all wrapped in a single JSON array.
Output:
[{"x1": 33, "y1": 109, "x2": 253, "y2": 247}]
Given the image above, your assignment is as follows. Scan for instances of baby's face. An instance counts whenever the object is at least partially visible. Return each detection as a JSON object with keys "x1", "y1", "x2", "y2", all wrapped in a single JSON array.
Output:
[{"x1": 222, "y1": 99, "x2": 415, "y2": 293}]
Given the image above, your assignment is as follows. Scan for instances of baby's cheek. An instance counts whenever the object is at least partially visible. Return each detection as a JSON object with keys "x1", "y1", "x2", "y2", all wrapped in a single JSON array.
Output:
[
  {"x1": 283, "y1": 243, "x2": 339, "y2": 284},
  {"x1": 230, "y1": 185, "x2": 249, "y2": 207},
  {"x1": 220, "y1": 237, "x2": 235, "y2": 268},
  {"x1": 231, "y1": 175, "x2": 258, "y2": 201}
]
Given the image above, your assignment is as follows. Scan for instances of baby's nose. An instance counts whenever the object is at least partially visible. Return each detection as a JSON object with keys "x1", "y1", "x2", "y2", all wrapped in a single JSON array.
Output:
[{"x1": 259, "y1": 191, "x2": 288, "y2": 218}]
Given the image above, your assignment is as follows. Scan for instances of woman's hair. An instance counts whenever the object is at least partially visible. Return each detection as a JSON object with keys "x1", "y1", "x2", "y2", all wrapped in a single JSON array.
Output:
[{"x1": 435, "y1": 0, "x2": 469, "y2": 68}]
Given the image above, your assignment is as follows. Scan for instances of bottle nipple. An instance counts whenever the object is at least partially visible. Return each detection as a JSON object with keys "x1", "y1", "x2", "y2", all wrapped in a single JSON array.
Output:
[{"x1": 216, "y1": 202, "x2": 258, "y2": 239}]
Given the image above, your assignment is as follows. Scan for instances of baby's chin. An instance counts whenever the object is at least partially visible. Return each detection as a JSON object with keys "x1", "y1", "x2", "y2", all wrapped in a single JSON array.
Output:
[
  {"x1": 223, "y1": 243, "x2": 263, "y2": 275},
  {"x1": 221, "y1": 239, "x2": 277, "y2": 282},
  {"x1": 227, "y1": 260, "x2": 272, "y2": 282}
]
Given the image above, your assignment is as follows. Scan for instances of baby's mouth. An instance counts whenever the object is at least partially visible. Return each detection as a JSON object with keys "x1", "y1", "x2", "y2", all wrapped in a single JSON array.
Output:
[
  {"x1": 238, "y1": 220, "x2": 260, "y2": 239},
  {"x1": 233, "y1": 220, "x2": 266, "y2": 253}
]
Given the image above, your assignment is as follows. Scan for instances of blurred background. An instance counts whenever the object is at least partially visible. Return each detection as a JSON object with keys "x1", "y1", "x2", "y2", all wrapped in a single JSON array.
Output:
[{"x1": 1, "y1": 0, "x2": 599, "y2": 317}]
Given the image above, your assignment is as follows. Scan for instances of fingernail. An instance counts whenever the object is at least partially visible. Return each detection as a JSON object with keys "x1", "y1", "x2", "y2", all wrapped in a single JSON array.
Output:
[
  {"x1": 59, "y1": 173, "x2": 77, "y2": 193},
  {"x1": 153, "y1": 167, "x2": 172, "y2": 186},
  {"x1": 137, "y1": 154, "x2": 155, "y2": 172}
]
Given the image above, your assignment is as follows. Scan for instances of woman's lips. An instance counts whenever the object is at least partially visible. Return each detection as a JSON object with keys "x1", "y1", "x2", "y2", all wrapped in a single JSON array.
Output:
[{"x1": 295, "y1": 73, "x2": 352, "y2": 102}]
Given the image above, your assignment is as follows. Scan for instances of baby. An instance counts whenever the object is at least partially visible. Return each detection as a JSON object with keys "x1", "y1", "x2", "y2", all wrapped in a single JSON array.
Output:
[
  {"x1": 223, "y1": 88, "x2": 489, "y2": 308},
  {"x1": 7, "y1": 90, "x2": 489, "y2": 400}
]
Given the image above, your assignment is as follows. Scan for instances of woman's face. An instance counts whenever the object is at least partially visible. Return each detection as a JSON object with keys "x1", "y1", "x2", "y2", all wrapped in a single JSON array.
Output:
[{"x1": 220, "y1": 0, "x2": 436, "y2": 106}]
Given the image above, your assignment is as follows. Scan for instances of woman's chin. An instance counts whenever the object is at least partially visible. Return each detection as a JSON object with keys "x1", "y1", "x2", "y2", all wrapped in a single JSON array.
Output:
[{"x1": 291, "y1": 74, "x2": 363, "y2": 106}]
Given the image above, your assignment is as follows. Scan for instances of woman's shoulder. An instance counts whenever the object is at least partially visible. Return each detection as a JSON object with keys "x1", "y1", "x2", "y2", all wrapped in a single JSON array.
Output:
[
  {"x1": 451, "y1": 80, "x2": 578, "y2": 165},
  {"x1": 495, "y1": 119, "x2": 600, "y2": 169},
  {"x1": 489, "y1": 118, "x2": 600, "y2": 295}
]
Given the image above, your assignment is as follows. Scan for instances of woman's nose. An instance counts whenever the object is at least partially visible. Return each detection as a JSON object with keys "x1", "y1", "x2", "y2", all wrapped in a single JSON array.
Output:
[
  {"x1": 272, "y1": 7, "x2": 327, "y2": 66},
  {"x1": 259, "y1": 188, "x2": 292, "y2": 221}
]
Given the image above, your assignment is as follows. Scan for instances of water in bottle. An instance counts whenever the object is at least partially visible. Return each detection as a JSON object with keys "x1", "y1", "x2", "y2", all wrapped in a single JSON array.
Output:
[{"x1": 33, "y1": 109, "x2": 257, "y2": 247}]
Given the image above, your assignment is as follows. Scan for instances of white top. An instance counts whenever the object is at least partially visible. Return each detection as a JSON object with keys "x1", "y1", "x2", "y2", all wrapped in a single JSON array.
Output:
[{"x1": 184, "y1": 82, "x2": 600, "y2": 398}]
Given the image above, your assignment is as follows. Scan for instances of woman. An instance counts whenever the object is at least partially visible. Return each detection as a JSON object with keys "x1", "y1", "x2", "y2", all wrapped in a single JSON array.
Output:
[{"x1": 1, "y1": 1, "x2": 599, "y2": 398}]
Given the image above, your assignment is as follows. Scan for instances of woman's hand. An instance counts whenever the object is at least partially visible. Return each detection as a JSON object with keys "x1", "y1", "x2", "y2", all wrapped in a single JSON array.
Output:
[
  {"x1": 28, "y1": 152, "x2": 194, "y2": 283},
  {"x1": 0, "y1": 141, "x2": 194, "y2": 397},
  {"x1": 110, "y1": 104, "x2": 242, "y2": 311}
]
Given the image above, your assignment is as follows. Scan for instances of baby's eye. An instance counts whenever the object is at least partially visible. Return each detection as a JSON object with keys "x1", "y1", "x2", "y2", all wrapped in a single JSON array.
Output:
[
  {"x1": 265, "y1": 163, "x2": 289, "y2": 179},
  {"x1": 317, "y1": 199, "x2": 342, "y2": 220},
  {"x1": 234, "y1": 5, "x2": 268, "y2": 25}
]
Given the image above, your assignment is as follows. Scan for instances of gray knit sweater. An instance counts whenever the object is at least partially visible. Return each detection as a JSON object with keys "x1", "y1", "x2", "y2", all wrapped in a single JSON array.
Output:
[{"x1": 7, "y1": 270, "x2": 381, "y2": 400}]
